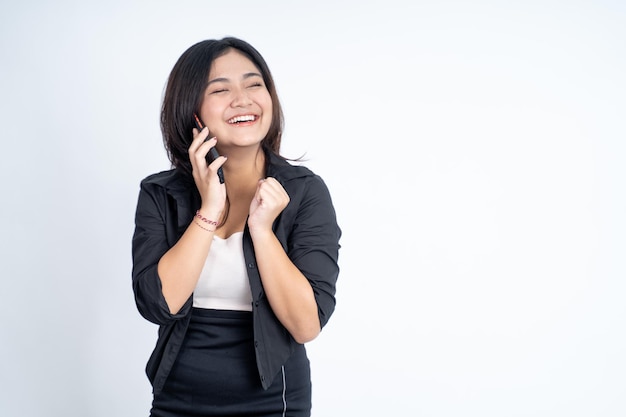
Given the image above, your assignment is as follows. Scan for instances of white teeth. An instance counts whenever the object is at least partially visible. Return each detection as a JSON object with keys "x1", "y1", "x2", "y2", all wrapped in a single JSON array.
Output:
[{"x1": 228, "y1": 115, "x2": 256, "y2": 124}]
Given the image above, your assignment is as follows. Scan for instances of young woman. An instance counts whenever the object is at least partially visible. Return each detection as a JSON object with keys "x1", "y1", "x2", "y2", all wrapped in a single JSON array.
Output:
[{"x1": 131, "y1": 37, "x2": 341, "y2": 416}]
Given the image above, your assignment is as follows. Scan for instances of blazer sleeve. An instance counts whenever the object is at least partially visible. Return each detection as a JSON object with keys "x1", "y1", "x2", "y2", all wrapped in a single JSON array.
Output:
[
  {"x1": 131, "y1": 180, "x2": 193, "y2": 325},
  {"x1": 285, "y1": 175, "x2": 342, "y2": 329}
]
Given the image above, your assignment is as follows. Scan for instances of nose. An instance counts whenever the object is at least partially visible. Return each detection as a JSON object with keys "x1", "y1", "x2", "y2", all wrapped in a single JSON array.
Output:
[{"x1": 231, "y1": 87, "x2": 252, "y2": 108}]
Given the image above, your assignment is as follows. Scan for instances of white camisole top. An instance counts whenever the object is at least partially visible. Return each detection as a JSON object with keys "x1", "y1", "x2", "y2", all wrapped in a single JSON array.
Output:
[{"x1": 192, "y1": 232, "x2": 253, "y2": 311}]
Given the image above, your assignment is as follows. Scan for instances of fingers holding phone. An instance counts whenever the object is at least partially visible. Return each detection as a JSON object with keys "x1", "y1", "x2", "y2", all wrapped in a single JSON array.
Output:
[
  {"x1": 189, "y1": 119, "x2": 227, "y2": 213},
  {"x1": 188, "y1": 124, "x2": 220, "y2": 177},
  {"x1": 193, "y1": 114, "x2": 225, "y2": 183}
]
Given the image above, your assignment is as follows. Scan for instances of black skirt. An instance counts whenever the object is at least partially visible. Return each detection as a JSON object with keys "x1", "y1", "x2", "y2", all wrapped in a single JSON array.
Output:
[{"x1": 150, "y1": 308, "x2": 312, "y2": 417}]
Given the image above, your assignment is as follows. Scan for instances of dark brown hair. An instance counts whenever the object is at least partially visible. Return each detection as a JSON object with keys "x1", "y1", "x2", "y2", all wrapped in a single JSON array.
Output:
[{"x1": 160, "y1": 37, "x2": 284, "y2": 178}]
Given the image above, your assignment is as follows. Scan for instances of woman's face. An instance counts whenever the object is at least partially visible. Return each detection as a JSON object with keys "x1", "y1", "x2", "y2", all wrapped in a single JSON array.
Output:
[{"x1": 198, "y1": 49, "x2": 273, "y2": 152}]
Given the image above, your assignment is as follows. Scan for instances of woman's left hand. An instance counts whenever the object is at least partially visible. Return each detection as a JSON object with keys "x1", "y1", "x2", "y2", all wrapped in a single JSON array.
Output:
[{"x1": 248, "y1": 177, "x2": 290, "y2": 233}]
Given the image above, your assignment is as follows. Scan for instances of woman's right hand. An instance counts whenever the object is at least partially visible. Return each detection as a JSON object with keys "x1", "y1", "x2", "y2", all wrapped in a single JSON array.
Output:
[{"x1": 188, "y1": 126, "x2": 227, "y2": 216}]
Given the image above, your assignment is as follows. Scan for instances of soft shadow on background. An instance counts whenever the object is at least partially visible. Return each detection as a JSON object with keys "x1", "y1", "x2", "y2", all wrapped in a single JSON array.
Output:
[{"x1": 1, "y1": 1, "x2": 625, "y2": 416}]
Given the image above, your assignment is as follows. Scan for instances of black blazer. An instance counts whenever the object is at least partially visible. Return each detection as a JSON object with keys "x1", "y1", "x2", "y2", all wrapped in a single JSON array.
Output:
[{"x1": 131, "y1": 152, "x2": 341, "y2": 394}]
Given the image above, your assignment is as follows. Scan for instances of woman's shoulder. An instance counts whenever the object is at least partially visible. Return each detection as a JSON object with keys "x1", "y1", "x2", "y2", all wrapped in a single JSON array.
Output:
[
  {"x1": 267, "y1": 153, "x2": 316, "y2": 181},
  {"x1": 268, "y1": 156, "x2": 334, "y2": 202},
  {"x1": 139, "y1": 169, "x2": 193, "y2": 199},
  {"x1": 140, "y1": 169, "x2": 185, "y2": 187}
]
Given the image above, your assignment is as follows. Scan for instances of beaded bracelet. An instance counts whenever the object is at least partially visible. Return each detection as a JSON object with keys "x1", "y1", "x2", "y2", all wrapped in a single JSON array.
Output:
[
  {"x1": 195, "y1": 210, "x2": 218, "y2": 226},
  {"x1": 193, "y1": 220, "x2": 215, "y2": 232}
]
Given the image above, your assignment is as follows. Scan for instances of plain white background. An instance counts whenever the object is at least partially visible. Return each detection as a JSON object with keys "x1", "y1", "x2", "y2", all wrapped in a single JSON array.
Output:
[{"x1": 1, "y1": 1, "x2": 625, "y2": 416}]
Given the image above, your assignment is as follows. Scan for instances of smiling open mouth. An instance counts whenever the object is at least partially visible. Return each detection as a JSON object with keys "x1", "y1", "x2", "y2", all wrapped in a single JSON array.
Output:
[{"x1": 228, "y1": 115, "x2": 257, "y2": 124}]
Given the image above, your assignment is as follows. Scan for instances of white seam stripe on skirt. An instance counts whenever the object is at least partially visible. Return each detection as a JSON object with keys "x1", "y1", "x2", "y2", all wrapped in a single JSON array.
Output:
[{"x1": 281, "y1": 366, "x2": 287, "y2": 417}]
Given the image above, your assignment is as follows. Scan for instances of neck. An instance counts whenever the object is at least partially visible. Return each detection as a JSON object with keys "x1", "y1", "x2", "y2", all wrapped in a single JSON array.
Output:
[{"x1": 221, "y1": 146, "x2": 266, "y2": 188}]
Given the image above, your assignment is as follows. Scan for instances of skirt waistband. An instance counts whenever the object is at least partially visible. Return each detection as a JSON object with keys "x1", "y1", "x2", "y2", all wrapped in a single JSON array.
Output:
[{"x1": 191, "y1": 307, "x2": 252, "y2": 320}]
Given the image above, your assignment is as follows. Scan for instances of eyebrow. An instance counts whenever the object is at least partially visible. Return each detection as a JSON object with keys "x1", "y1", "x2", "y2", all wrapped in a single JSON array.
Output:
[{"x1": 207, "y1": 72, "x2": 263, "y2": 86}]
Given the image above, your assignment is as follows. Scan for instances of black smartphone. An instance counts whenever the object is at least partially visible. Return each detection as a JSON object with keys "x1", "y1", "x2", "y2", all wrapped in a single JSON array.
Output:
[{"x1": 193, "y1": 114, "x2": 225, "y2": 184}]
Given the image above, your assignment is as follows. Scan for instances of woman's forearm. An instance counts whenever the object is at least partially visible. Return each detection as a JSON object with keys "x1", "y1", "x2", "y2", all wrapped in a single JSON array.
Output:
[
  {"x1": 251, "y1": 230, "x2": 321, "y2": 344},
  {"x1": 157, "y1": 219, "x2": 215, "y2": 314}
]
